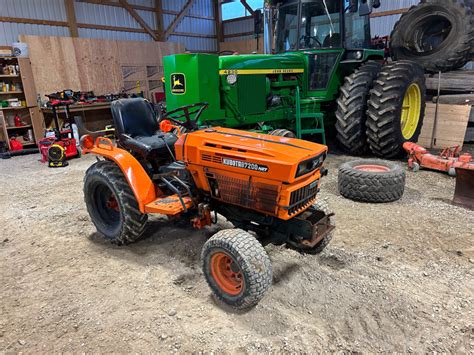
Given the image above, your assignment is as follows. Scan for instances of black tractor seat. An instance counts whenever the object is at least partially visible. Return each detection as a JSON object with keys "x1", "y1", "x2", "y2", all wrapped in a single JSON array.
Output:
[{"x1": 111, "y1": 98, "x2": 177, "y2": 160}]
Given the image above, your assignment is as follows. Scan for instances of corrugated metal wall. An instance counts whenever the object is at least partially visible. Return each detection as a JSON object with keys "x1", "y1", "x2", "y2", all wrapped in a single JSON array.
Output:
[
  {"x1": 222, "y1": 0, "x2": 420, "y2": 42},
  {"x1": 0, "y1": 0, "x2": 217, "y2": 52}
]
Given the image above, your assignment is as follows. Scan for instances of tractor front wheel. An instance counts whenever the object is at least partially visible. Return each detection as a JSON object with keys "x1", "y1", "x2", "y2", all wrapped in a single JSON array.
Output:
[
  {"x1": 201, "y1": 229, "x2": 273, "y2": 310},
  {"x1": 84, "y1": 160, "x2": 148, "y2": 245},
  {"x1": 269, "y1": 129, "x2": 296, "y2": 138}
]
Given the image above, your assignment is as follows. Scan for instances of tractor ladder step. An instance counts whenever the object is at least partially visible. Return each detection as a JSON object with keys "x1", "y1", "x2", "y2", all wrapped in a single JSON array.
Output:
[{"x1": 144, "y1": 194, "x2": 193, "y2": 215}]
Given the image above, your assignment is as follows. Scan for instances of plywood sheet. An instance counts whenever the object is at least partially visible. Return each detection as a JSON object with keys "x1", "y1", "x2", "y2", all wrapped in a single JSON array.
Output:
[
  {"x1": 220, "y1": 38, "x2": 264, "y2": 54},
  {"x1": 417, "y1": 103, "x2": 472, "y2": 149},
  {"x1": 19, "y1": 35, "x2": 185, "y2": 98}
]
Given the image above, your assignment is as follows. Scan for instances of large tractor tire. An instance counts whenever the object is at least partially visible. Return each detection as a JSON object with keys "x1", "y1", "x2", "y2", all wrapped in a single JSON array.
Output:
[
  {"x1": 84, "y1": 160, "x2": 148, "y2": 245},
  {"x1": 390, "y1": 0, "x2": 474, "y2": 73},
  {"x1": 286, "y1": 199, "x2": 334, "y2": 254},
  {"x1": 201, "y1": 229, "x2": 272, "y2": 310},
  {"x1": 269, "y1": 129, "x2": 296, "y2": 138},
  {"x1": 367, "y1": 61, "x2": 426, "y2": 158},
  {"x1": 338, "y1": 159, "x2": 406, "y2": 203},
  {"x1": 335, "y1": 61, "x2": 382, "y2": 155}
]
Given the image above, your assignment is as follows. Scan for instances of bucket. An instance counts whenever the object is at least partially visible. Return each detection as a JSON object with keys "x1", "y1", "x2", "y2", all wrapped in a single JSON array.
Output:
[{"x1": 12, "y1": 42, "x2": 28, "y2": 57}]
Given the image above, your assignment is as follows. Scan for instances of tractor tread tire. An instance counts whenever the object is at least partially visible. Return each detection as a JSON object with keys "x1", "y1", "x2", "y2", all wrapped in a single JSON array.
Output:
[
  {"x1": 201, "y1": 229, "x2": 272, "y2": 310},
  {"x1": 338, "y1": 159, "x2": 406, "y2": 203},
  {"x1": 84, "y1": 160, "x2": 147, "y2": 245},
  {"x1": 269, "y1": 129, "x2": 296, "y2": 138},
  {"x1": 336, "y1": 61, "x2": 383, "y2": 155},
  {"x1": 390, "y1": 0, "x2": 474, "y2": 73},
  {"x1": 367, "y1": 60, "x2": 426, "y2": 158}
]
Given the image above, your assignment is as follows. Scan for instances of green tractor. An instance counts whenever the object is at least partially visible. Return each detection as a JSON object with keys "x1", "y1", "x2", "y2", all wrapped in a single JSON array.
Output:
[{"x1": 163, "y1": 0, "x2": 426, "y2": 158}]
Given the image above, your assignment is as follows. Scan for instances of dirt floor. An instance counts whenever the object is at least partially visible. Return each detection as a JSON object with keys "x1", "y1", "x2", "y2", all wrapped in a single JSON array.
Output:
[{"x1": 1, "y1": 149, "x2": 473, "y2": 353}]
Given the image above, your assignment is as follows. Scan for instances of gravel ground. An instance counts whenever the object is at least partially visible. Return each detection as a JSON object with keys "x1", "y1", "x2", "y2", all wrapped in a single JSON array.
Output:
[{"x1": 0, "y1": 149, "x2": 473, "y2": 353}]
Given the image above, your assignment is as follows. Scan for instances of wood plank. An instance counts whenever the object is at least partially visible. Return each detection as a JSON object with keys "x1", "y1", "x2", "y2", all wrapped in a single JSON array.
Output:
[
  {"x1": 0, "y1": 16, "x2": 67, "y2": 27},
  {"x1": 417, "y1": 103, "x2": 471, "y2": 149},
  {"x1": 17, "y1": 57, "x2": 39, "y2": 107},
  {"x1": 425, "y1": 71, "x2": 474, "y2": 93},
  {"x1": 164, "y1": 0, "x2": 196, "y2": 38},
  {"x1": 369, "y1": 8, "x2": 409, "y2": 18},
  {"x1": 77, "y1": 23, "x2": 147, "y2": 33},
  {"x1": 119, "y1": 0, "x2": 158, "y2": 41},
  {"x1": 432, "y1": 94, "x2": 474, "y2": 105},
  {"x1": 64, "y1": 0, "x2": 79, "y2": 37}
]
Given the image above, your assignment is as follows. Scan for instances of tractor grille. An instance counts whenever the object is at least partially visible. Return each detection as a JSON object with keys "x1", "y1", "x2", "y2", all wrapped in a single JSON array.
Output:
[
  {"x1": 209, "y1": 174, "x2": 279, "y2": 215},
  {"x1": 288, "y1": 181, "x2": 319, "y2": 216},
  {"x1": 201, "y1": 153, "x2": 222, "y2": 164}
]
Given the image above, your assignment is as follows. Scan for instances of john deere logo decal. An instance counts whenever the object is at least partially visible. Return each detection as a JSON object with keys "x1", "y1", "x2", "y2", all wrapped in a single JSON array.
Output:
[{"x1": 171, "y1": 73, "x2": 186, "y2": 95}]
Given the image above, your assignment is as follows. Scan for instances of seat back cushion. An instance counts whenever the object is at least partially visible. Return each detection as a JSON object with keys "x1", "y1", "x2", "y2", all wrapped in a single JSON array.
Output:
[{"x1": 111, "y1": 98, "x2": 158, "y2": 138}]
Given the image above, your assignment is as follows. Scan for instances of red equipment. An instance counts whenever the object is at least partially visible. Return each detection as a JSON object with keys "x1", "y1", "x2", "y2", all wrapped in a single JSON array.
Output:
[
  {"x1": 39, "y1": 90, "x2": 80, "y2": 166},
  {"x1": 403, "y1": 142, "x2": 474, "y2": 210}
]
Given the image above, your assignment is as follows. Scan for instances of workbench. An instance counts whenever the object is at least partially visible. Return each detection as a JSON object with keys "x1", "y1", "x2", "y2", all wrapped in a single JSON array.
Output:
[{"x1": 41, "y1": 102, "x2": 113, "y2": 133}]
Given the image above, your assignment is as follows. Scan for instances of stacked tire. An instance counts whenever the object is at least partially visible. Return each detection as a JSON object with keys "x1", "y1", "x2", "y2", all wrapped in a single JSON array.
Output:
[{"x1": 390, "y1": 0, "x2": 474, "y2": 73}]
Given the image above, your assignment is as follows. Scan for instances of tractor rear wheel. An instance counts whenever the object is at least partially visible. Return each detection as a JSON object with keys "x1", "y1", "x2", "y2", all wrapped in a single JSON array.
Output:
[
  {"x1": 390, "y1": 0, "x2": 474, "y2": 73},
  {"x1": 367, "y1": 61, "x2": 426, "y2": 158},
  {"x1": 201, "y1": 229, "x2": 272, "y2": 310},
  {"x1": 269, "y1": 129, "x2": 296, "y2": 138},
  {"x1": 84, "y1": 160, "x2": 148, "y2": 245},
  {"x1": 335, "y1": 61, "x2": 382, "y2": 156}
]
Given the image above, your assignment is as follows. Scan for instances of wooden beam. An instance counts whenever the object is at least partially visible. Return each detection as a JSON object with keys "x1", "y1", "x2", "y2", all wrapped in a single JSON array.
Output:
[
  {"x1": 0, "y1": 16, "x2": 68, "y2": 27},
  {"x1": 77, "y1": 0, "x2": 155, "y2": 12},
  {"x1": 240, "y1": 0, "x2": 254, "y2": 15},
  {"x1": 77, "y1": 23, "x2": 148, "y2": 33},
  {"x1": 164, "y1": 0, "x2": 196, "y2": 39},
  {"x1": 214, "y1": 0, "x2": 223, "y2": 51},
  {"x1": 172, "y1": 32, "x2": 216, "y2": 39},
  {"x1": 155, "y1": 0, "x2": 165, "y2": 41},
  {"x1": 163, "y1": 10, "x2": 213, "y2": 21},
  {"x1": 64, "y1": 0, "x2": 79, "y2": 37},
  {"x1": 119, "y1": 0, "x2": 158, "y2": 41},
  {"x1": 370, "y1": 8, "x2": 409, "y2": 18}
]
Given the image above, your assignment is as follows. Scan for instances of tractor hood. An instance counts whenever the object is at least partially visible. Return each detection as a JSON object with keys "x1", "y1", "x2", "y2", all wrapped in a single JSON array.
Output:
[
  {"x1": 219, "y1": 53, "x2": 305, "y2": 73},
  {"x1": 176, "y1": 127, "x2": 327, "y2": 183}
]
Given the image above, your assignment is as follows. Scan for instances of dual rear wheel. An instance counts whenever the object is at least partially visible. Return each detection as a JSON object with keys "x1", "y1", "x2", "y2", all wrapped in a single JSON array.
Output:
[{"x1": 336, "y1": 60, "x2": 426, "y2": 158}]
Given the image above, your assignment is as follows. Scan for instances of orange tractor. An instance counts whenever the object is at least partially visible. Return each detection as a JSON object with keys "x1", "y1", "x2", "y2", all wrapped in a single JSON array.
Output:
[{"x1": 79, "y1": 98, "x2": 333, "y2": 309}]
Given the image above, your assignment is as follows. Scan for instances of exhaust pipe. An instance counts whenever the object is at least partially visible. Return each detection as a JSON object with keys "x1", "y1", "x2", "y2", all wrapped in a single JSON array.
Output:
[{"x1": 263, "y1": 5, "x2": 273, "y2": 54}]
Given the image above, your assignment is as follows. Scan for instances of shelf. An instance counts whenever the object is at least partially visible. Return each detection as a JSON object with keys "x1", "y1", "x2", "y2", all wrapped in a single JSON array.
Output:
[
  {"x1": 0, "y1": 56, "x2": 17, "y2": 60},
  {"x1": 6, "y1": 125, "x2": 32, "y2": 130},
  {"x1": 0, "y1": 75, "x2": 20, "y2": 78},
  {"x1": 0, "y1": 107, "x2": 28, "y2": 110},
  {"x1": 0, "y1": 91, "x2": 23, "y2": 95}
]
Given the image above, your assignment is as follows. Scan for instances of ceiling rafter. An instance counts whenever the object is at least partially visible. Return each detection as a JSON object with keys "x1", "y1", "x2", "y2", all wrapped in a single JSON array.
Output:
[
  {"x1": 164, "y1": 0, "x2": 196, "y2": 39},
  {"x1": 118, "y1": 0, "x2": 159, "y2": 41}
]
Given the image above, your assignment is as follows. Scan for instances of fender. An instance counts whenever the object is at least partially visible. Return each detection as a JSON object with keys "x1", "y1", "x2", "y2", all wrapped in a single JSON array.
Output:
[{"x1": 83, "y1": 137, "x2": 156, "y2": 213}]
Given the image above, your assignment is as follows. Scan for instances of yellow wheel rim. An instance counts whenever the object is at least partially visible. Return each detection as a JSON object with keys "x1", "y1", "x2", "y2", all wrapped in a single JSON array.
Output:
[{"x1": 401, "y1": 83, "x2": 422, "y2": 140}]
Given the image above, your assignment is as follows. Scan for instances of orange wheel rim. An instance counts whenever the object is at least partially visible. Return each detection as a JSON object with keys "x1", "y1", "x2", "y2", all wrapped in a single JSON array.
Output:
[
  {"x1": 210, "y1": 252, "x2": 244, "y2": 296},
  {"x1": 106, "y1": 194, "x2": 119, "y2": 211}
]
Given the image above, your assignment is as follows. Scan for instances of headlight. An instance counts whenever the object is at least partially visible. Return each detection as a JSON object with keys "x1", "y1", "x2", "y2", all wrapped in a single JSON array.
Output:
[
  {"x1": 296, "y1": 152, "x2": 327, "y2": 178},
  {"x1": 226, "y1": 74, "x2": 237, "y2": 85},
  {"x1": 354, "y1": 51, "x2": 363, "y2": 60}
]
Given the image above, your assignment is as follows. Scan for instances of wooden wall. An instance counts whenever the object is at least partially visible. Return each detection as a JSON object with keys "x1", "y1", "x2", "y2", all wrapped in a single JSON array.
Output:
[
  {"x1": 19, "y1": 35, "x2": 185, "y2": 99},
  {"x1": 220, "y1": 38, "x2": 263, "y2": 54}
]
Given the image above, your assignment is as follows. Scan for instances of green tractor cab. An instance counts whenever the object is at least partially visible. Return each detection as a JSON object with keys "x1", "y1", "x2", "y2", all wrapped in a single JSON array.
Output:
[{"x1": 164, "y1": 0, "x2": 426, "y2": 158}]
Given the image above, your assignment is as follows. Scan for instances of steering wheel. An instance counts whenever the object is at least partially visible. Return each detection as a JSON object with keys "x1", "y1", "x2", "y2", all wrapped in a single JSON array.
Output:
[
  {"x1": 160, "y1": 102, "x2": 209, "y2": 131},
  {"x1": 300, "y1": 35, "x2": 322, "y2": 48},
  {"x1": 219, "y1": 50, "x2": 237, "y2": 55}
]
